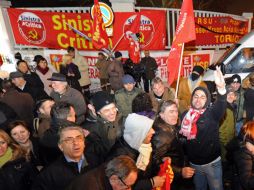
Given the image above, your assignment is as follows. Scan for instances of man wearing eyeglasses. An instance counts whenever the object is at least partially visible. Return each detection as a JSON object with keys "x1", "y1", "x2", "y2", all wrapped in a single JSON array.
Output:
[
  {"x1": 67, "y1": 155, "x2": 138, "y2": 190},
  {"x1": 32, "y1": 126, "x2": 98, "y2": 190}
]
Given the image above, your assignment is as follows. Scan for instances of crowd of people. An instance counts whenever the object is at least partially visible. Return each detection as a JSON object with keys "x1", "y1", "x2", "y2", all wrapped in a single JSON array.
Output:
[{"x1": 0, "y1": 47, "x2": 254, "y2": 190}]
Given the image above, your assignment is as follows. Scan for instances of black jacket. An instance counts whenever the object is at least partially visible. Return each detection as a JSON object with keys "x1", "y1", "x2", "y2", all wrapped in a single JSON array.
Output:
[
  {"x1": 182, "y1": 93, "x2": 227, "y2": 165},
  {"x1": 0, "y1": 157, "x2": 39, "y2": 190},
  {"x1": 152, "y1": 118, "x2": 185, "y2": 178},
  {"x1": 16, "y1": 82, "x2": 48, "y2": 102},
  {"x1": 60, "y1": 63, "x2": 82, "y2": 92},
  {"x1": 107, "y1": 137, "x2": 153, "y2": 190},
  {"x1": 66, "y1": 164, "x2": 113, "y2": 190},
  {"x1": 31, "y1": 154, "x2": 96, "y2": 190},
  {"x1": 233, "y1": 136, "x2": 254, "y2": 190},
  {"x1": 88, "y1": 114, "x2": 124, "y2": 161},
  {"x1": 23, "y1": 72, "x2": 44, "y2": 89},
  {"x1": 244, "y1": 88, "x2": 254, "y2": 121}
]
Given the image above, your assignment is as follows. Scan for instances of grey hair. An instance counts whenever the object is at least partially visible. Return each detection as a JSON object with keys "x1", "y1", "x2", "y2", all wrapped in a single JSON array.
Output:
[
  {"x1": 105, "y1": 155, "x2": 138, "y2": 179},
  {"x1": 58, "y1": 126, "x2": 84, "y2": 144},
  {"x1": 158, "y1": 100, "x2": 177, "y2": 114},
  {"x1": 151, "y1": 77, "x2": 163, "y2": 87}
]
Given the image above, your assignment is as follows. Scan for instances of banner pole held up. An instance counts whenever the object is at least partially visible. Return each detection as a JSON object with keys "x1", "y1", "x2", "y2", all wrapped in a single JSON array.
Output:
[{"x1": 175, "y1": 43, "x2": 185, "y2": 99}]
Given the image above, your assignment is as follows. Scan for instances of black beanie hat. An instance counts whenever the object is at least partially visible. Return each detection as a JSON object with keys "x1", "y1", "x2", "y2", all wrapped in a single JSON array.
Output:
[
  {"x1": 230, "y1": 74, "x2": 241, "y2": 84},
  {"x1": 192, "y1": 65, "x2": 205, "y2": 75},
  {"x1": 191, "y1": 87, "x2": 211, "y2": 109},
  {"x1": 91, "y1": 91, "x2": 115, "y2": 112},
  {"x1": 114, "y1": 51, "x2": 122, "y2": 58}
]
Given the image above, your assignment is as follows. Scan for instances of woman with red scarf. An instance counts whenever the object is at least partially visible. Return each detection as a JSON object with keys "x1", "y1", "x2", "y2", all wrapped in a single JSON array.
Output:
[{"x1": 35, "y1": 57, "x2": 55, "y2": 95}]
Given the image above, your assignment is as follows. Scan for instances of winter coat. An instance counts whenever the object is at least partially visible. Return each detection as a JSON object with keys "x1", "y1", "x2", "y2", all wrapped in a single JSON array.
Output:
[
  {"x1": 140, "y1": 56, "x2": 157, "y2": 80},
  {"x1": 234, "y1": 139, "x2": 254, "y2": 190},
  {"x1": 23, "y1": 72, "x2": 44, "y2": 89},
  {"x1": 182, "y1": 93, "x2": 227, "y2": 165},
  {"x1": 0, "y1": 157, "x2": 39, "y2": 190},
  {"x1": 124, "y1": 59, "x2": 144, "y2": 83},
  {"x1": 115, "y1": 87, "x2": 143, "y2": 118},
  {"x1": 96, "y1": 58, "x2": 110, "y2": 79},
  {"x1": 235, "y1": 87, "x2": 245, "y2": 121},
  {"x1": 16, "y1": 81, "x2": 49, "y2": 102},
  {"x1": 88, "y1": 114, "x2": 124, "y2": 161},
  {"x1": 66, "y1": 164, "x2": 113, "y2": 190},
  {"x1": 244, "y1": 87, "x2": 254, "y2": 121},
  {"x1": 0, "y1": 89, "x2": 34, "y2": 128},
  {"x1": 0, "y1": 102, "x2": 19, "y2": 131},
  {"x1": 219, "y1": 103, "x2": 236, "y2": 162},
  {"x1": 107, "y1": 60, "x2": 124, "y2": 91},
  {"x1": 152, "y1": 118, "x2": 185, "y2": 179},
  {"x1": 31, "y1": 154, "x2": 96, "y2": 190},
  {"x1": 72, "y1": 51, "x2": 91, "y2": 86},
  {"x1": 60, "y1": 63, "x2": 82, "y2": 92},
  {"x1": 149, "y1": 87, "x2": 175, "y2": 112}
]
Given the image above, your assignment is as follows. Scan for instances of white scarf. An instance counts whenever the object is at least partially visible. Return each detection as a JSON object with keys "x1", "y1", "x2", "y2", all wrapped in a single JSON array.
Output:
[{"x1": 136, "y1": 143, "x2": 152, "y2": 171}]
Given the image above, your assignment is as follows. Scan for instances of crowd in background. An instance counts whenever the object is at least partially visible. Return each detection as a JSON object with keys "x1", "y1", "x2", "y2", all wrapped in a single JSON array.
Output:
[{"x1": 0, "y1": 47, "x2": 254, "y2": 190}]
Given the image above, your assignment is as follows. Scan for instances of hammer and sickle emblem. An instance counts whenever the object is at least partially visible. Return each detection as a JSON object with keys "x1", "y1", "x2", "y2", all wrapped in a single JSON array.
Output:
[{"x1": 28, "y1": 29, "x2": 38, "y2": 40}]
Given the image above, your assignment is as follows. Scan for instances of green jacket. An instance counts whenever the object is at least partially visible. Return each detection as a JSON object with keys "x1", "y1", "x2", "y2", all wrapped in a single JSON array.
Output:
[
  {"x1": 219, "y1": 104, "x2": 236, "y2": 161},
  {"x1": 115, "y1": 87, "x2": 142, "y2": 118},
  {"x1": 235, "y1": 87, "x2": 245, "y2": 121}
]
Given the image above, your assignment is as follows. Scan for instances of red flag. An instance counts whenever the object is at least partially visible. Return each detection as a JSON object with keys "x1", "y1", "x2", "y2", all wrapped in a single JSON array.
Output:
[
  {"x1": 153, "y1": 159, "x2": 174, "y2": 190},
  {"x1": 167, "y1": 0, "x2": 196, "y2": 85},
  {"x1": 127, "y1": 13, "x2": 141, "y2": 34},
  {"x1": 128, "y1": 35, "x2": 140, "y2": 64},
  {"x1": 92, "y1": 0, "x2": 109, "y2": 50},
  {"x1": 125, "y1": 13, "x2": 141, "y2": 64}
]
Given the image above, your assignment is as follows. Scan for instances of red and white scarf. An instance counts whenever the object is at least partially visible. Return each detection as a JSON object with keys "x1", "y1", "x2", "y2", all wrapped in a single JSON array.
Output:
[{"x1": 180, "y1": 108, "x2": 205, "y2": 140}]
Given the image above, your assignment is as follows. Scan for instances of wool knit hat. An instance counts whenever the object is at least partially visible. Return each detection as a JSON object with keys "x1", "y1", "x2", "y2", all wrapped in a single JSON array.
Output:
[
  {"x1": 122, "y1": 74, "x2": 135, "y2": 84},
  {"x1": 230, "y1": 74, "x2": 241, "y2": 84},
  {"x1": 124, "y1": 113, "x2": 154, "y2": 150},
  {"x1": 192, "y1": 65, "x2": 205, "y2": 75},
  {"x1": 91, "y1": 91, "x2": 115, "y2": 112},
  {"x1": 114, "y1": 51, "x2": 122, "y2": 58}
]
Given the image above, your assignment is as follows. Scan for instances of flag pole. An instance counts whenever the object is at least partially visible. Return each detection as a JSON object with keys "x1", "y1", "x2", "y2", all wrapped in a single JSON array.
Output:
[
  {"x1": 175, "y1": 43, "x2": 185, "y2": 99},
  {"x1": 111, "y1": 33, "x2": 125, "y2": 52}
]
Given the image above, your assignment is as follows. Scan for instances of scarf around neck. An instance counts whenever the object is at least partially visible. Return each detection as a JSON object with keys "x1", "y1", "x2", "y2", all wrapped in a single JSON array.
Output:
[
  {"x1": 37, "y1": 66, "x2": 49, "y2": 75},
  {"x1": 180, "y1": 108, "x2": 205, "y2": 140},
  {"x1": 136, "y1": 143, "x2": 152, "y2": 171},
  {"x1": 0, "y1": 147, "x2": 12, "y2": 167}
]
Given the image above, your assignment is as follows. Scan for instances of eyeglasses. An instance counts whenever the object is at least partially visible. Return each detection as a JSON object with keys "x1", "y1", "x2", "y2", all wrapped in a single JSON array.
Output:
[
  {"x1": 0, "y1": 141, "x2": 7, "y2": 146},
  {"x1": 118, "y1": 176, "x2": 131, "y2": 189},
  {"x1": 61, "y1": 135, "x2": 84, "y2": 144}
]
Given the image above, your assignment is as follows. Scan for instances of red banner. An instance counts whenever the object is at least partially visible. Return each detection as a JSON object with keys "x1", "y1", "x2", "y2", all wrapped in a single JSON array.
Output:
[
  {"x1": 7, "y1": 8, "x2": 166, "y2": 51},
  {"x1": 114, "y1": 10, "x2": 166, "y2": 50},
  {"x1": 192, "y1": 16, "x2": 249, "y2": 46}
]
